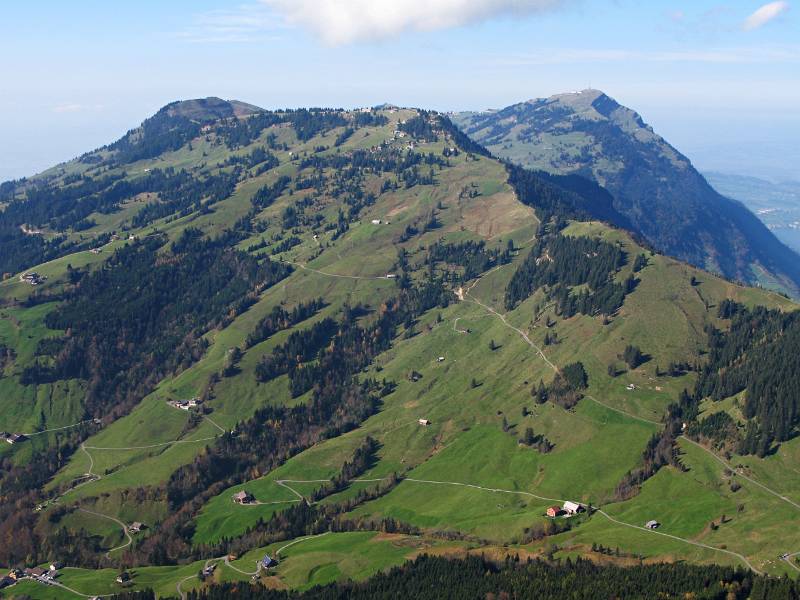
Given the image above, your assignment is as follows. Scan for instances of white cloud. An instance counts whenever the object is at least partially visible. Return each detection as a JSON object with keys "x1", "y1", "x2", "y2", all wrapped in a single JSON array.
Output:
[
  {"x1": 261, "y1": 0, "x2": 568, "y2": 45},
  {"x1": 743, "y1": 1, "x2": 790, "y2": 30}
]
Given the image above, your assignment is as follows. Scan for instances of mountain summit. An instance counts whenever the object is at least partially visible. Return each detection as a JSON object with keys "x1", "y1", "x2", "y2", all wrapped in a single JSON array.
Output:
[
  {"x1": 158, "y1": 97, "x2": 264, "y2": 121},
  {"x1": 453, "y1": 90, "x2": 800, "y2": 297}
]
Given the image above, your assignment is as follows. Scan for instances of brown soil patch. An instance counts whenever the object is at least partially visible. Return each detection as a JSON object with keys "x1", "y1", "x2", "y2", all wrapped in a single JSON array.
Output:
[
  {"x1": 453, "y1": 191, "x2": 536, "y2": 239},
  {"x1": 261, "y1": 575, "x2": 289, "y2": 590},
  {"x1": 387, "y1": 203, "x2": 410, "y2": 218}
]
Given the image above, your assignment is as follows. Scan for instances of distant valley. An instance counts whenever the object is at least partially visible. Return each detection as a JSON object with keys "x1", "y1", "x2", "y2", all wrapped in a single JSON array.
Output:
[{"x1": 704, "y1": 172, "x2": 800, "y2": 254}]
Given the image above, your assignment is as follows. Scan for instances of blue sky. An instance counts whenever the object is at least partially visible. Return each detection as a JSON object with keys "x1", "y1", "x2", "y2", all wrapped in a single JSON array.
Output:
[{"x1": 1, "y1": 0, "x2": 798, "y2": 180}]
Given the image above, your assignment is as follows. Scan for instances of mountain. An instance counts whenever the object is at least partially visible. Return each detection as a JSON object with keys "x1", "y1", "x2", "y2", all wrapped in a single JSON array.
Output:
[
  {"x1": 0, "y1": 100, "x2": 799, "y2": 596},
  {"x1": 452, "y1": 90, "x2": 800, "y2": 297}
]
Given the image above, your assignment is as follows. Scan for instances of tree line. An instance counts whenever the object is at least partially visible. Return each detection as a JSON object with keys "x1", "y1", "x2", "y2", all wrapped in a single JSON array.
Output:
[{"x1": 164, "y1": 554, "x2": 798, "y2": 600}]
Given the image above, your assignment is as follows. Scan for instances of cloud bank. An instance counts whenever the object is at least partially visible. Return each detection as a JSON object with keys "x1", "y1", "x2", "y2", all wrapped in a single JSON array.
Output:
[
  {"x1": 261, "y1": 0, "x2": 567, "y2": 45},
  {"x1": 743, "y1": 1, "x2": 790, "y2": 30}
]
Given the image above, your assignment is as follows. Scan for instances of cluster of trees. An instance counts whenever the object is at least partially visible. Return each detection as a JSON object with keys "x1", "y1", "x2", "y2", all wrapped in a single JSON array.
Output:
[
  {"x1": 519, "y1": 426, "x2": 554, "y2": 453},
  {"x1": 172, "y1": 554, "x2": 793, "y2": 600},
  {"x1": 310, "y1": 436, "x2": 379, "y2": 502},
  {"x1": 504, "y1": 231, "x2": 631, "y2": 318},
  {"x1": 140, "y1": 377, "x2": 385, "y2": 565},
  {"x1": 505, "y1": 162, "x2": 630, "y2": 228},
  {"x1": 615, "y1": 391, "x2": 693, "y2": 501},
  {"x1": 424, "y1": 239, "x2": 513, "y2": 282},
  {"x1": 108, "y1": 106, "x2": 204, "y2": 163},
  {"x1": 251, "y1": 176, "x2": 291, "y2": 210},
  {"x1": 218, "y1": 108, "x2": 386, "y2": 149},
  {"x1": 694, "y1": 301, "x2": 800, "y2": 455},
  {"x1": 622, "y1": 344, "x2": 645, "y2": 369},
  {"x1": 216, "y1": 108, "x2": 348, "y2": 148},
  {"x1": 245, "y1": 299, "x2": 325, "y2": 349},
  {"x1": 258, "y1": 278, "x2": 450, "y2": 399},
  {"x1": 223, "y1": 146, "x2": 279, "y2": 172},
  {"x1": 25, "y1": 229, "x2": 290, "y2": 420},
  {"x1": 397, "y1": 112, "x2": 439, "y2": 142},
  {"x1": 1, "y1": 164, "x2": 250, "y2": 276},
  {"x1": 539, "y1": 362, "x2": 588, "y2": 409},
  {"x1": 254, "y1": 317, "x2": 339, "y2": 386},
  {"x1": 686, "y1": 411, "x2": 739, "y2": 450},
  {"x1": 130, "y1": 169, "x2": 238, "y2": 227},
  {"x1": 0, "y1": 424, "x2": 93, "y2": 566}
]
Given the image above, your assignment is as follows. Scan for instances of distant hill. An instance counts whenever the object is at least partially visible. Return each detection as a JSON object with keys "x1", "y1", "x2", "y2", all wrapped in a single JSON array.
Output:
[
  {"x1": 160, "y1": 97, "x2": 264, "y2": 121},
  {"x1": 453, "y1": 90, "x2": 800, "y2": 297}
]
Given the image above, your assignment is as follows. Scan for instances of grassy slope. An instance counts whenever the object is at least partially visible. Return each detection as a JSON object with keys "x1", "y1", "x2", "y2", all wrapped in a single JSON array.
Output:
[{"x1": 2, "y1": 108, "x2": 799, "y2": 594}]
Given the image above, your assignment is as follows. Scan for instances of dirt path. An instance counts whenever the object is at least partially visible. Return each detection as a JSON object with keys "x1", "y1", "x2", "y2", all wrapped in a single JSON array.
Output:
[
  {"x1": 595, "y1": 508, "x2": 759, "y2": 573},
  {"x1": 279, "y1": 259, "x2": 395, "y2": 281},
  {"x1": 77, "y1": 508, "x2": 132, "y2": 557},
  {"x1": 22, "y1": 419, "x2": 94, "y2": 437},
  {"x1": 681, "y1": 436, "x2": 800, "y2": 511},
  {"x1": 464, "y1": 289, "x2": 558, "y2": 373},
  {"x1": 59, "y1": 417, "x2": 224, "y2": 500},
  {"x1": 395, "y1": 476, "x2": 757, "y2": 571}
]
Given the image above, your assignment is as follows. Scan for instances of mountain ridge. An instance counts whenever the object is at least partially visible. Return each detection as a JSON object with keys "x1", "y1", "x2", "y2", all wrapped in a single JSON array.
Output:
[{"x1": 453, "y1": 90, "x2": 800, "y2": 298}]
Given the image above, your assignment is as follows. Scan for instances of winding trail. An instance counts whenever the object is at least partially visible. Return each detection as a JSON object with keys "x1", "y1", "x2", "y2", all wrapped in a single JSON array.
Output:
[
  {"x1": 783, "y1": 551, "x2": 800, "y2": 573},
  {"x1": 464, "y1": 278, "x2": 659, "y2": 427},
  {"x1": 456, "y1": 269, "x2": 798, "y2": 572},
  {"x1": 275, "y1": 531, "x2": 332, "y2": 556},
  {"x1": 681, "y1": 436, "x2": 800, "y2": 511},
  {"x1": 84, "y1": 435, "x2": 219, "y2": 451},
  {"x1": 58, "y1": 416, "x2": 225, "y2": 501},
  {"x1": 279, "y1": 259, "x2": 395, "y2": 282},
  {"x1": 464, "y1": 288, "x2": 558, "y2": 373},
  {"x1": 22, "y1": 419, "x2": 94, "y2": 437},
  {"x1": 584, "y1": 394, "x2": 661, "y2": 426},
  {"x1": 595, "y1": 508, "x2": 760, "y2": 573},
  {"x1": 77, "y1": 508, "x2": 132, "y2": 557},
  {"x1": 397, "y1": 477, "x2": 758, "y2": 572}
]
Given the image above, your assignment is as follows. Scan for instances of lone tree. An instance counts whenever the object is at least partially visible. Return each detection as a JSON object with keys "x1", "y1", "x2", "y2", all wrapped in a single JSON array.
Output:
[
  {"x1": 622, "y1": 344, "x2": 644, "y2": 369},
  {"x1": 522, "y1": 427, "x2": 536, "y2": 446}
]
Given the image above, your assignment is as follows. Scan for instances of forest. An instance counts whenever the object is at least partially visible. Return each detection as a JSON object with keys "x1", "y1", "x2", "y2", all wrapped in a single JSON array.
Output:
[
  {"x1": 166, "y1": 554, "x2": 800, "y2": 600},
  {"x1": 26, "y1": 228, "x2": 290, "y2": 420},
  {"x1": 504, "y1": 229, "x2": 632, "y2": 317},
  {"x1": 692, "y1": 300, "x2": 800, "y2": 456}
]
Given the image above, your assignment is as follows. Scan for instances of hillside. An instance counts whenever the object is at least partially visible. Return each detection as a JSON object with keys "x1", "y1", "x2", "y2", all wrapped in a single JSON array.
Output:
[
  {"x1": 1, "y1": 100, "x2": 800, "y2": 599},
  {"x1": 453, "y1": 90, "x2": 800, "y2": 297}
]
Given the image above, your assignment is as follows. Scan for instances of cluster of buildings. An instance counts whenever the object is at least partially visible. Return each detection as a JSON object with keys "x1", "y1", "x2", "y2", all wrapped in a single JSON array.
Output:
[
  {"x1": 546, "y1": 501, "x2": 586, "y2": 518},
  {"x1": 1, "y1": 432, "x2": 27, "y2": 444},
  {"x1": 167, "y1": 397, "x2": 203, "y2": 411},
  {"x1": 1, "y1": 563, "x2": 62, "y2": 590},
  {"x1": 19, "y1": 272, "x2": 46, "y2": 285}
]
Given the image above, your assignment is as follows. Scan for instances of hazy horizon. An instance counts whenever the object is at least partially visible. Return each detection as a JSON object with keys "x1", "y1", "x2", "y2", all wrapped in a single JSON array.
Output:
[{"x1": 2, "y1": 0, "x2": 798, "y2": 182}]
